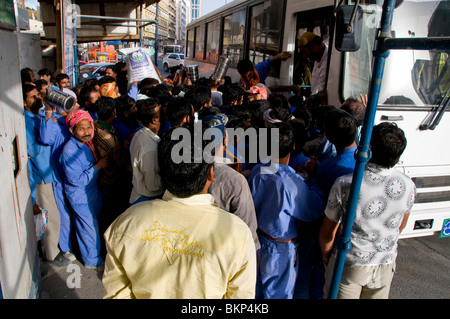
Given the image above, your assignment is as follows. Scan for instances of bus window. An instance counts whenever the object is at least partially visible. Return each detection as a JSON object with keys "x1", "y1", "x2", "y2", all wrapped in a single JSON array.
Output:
[
  {"x1": 222, "y1": 9, "x2": 246, "y2": 66},
  {"x1": 195, "y1": 25, "x2": 205, "y2": 60},
  {"x1": 206, "y1": 19, "x2": 221, "y2": 63},
  {"x1": 187, "y1": 30, "x2": 194, "y2": 58},
  {"x1": 249, "y1": 0, "x2": 284, "y2": 70}
]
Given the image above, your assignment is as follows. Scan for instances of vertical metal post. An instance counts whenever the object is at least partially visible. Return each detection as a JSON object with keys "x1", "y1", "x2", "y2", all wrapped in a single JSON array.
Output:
[
  {"x1": 139, "y1": 3, "x2": 143, "y2": 47},
  {"x1": 154, "y1": 2, "x2": 159, "y2": 66},
  {"x1": 327, "y1": 0, "x2": 396, "y2": 299},
  {"x1": 73, "y1": 0, "x2": 78, "y2": 86}
]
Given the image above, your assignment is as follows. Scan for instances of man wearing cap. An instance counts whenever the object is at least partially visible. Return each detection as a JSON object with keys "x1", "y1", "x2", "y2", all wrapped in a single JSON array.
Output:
[
  {"x1": 60, "y1": 109, "x2": 109, "y2": 270},
  {"x1": 201, "y1": 112, "x2": 260, "y2": 251},
  {"x1": 298, "y1": 31, "x2": 328, "y2": 96}
]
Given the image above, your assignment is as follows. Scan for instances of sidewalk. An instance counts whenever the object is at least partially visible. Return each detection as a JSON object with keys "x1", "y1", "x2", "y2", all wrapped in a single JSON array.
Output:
[{"x1": 40, "y1": 259, "x2": 104, "y2": 299}]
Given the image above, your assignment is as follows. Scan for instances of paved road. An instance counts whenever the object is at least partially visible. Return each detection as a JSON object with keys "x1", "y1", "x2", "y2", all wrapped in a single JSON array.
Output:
[
  {"x1": 40, "y1": 232, "x2": 449, "y2": 299},
  {"x1": 390, "y1": 233, "x2": 450, "y2": 299}
]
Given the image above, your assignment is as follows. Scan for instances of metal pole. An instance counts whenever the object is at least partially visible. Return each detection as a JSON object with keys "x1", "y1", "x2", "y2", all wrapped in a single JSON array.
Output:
[
  {"x1": 139, "y1": 3, "x2": 143, "y2": 47},
  {"x1": 73, "y1": 0, "x2": 78, "y2": 86},
  {"x1": 327, "y1": 0, "x2": 396, "y2": 299},
  {"x1": 154, "y1": 2, "x2": 159, "y2": 66}
]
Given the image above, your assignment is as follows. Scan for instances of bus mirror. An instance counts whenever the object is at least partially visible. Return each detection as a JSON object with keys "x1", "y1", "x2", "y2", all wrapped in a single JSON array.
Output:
[{"x1": 335, "y1": 5, "x2": 363, "y2": 52}]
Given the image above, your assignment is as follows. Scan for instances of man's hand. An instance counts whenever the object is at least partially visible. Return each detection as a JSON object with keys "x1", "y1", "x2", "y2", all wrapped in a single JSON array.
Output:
[
  {"x1": 95, "y1": 155, "x2": 110, "y2": 170},
  {"x1": 274, "y1": 51, "x2": 292, "y2": 61}
]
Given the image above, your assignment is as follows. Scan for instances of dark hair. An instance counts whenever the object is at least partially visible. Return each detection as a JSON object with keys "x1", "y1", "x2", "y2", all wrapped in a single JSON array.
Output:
[
  {"x1": 269, "y1": 107, "x2": 293, "y2": 122},
  {"x1": 95, "y1": 96, "x2": 116, "y2": 121},
  {"x1": 115, "y1": 95, "x2": 136, "y2": 119},
  {"x1": 22, "y1": 84, "x2": 37, "y2": 101},
  {"x1": 185, "y1": 86, "x2": 212, "y2": 112},
  {"x1": 370, "y1": 122, "x2": 407, "y2": 168},
  {"x1": 165, "y1": 97, "x2": 193, "y2": 127},
  {"x1": 292, "y1": 107, "x2": 312, "y2": 130},
  {"x1": 106, "y1": 65, "x2": 116, "y2": 73},
  {"x1": 146, "y1": 84, "x2": 171, "y2": 98},
  {"x1": 136, "y1": 97, "x2": 160, "y2": 127},
  {"x1": 34, "y1": 79, "x2": 48, "y2": 92},
  {"x1": 248, "y1": 99, "x2": 270, "y2": 117},
  {"x1": 220, "y1": 85, "x2": 244, "y2": 106},
  {"x1": 289, "y1": 118, "x2": 308, "y2": 154},
  {"x1": 226, "y1": 114, "x2": 245, "y2": 129},
  {"x1": 237, "y1": 59, "x2": 254, "y2": 75},
  {"x1": 269, "y1": 95, "x2": 289, "y2": 111},
  {"x1": 268, "y1": 122, "x2": 295, "y2": 159},
  {"x1": 98, "y1": 75, "x2": 116, "y2": 86},
  {"x1": 38, "y1": 67, "x2": 53, "y2": 78},
  {"x1": 288, "y1": 95, "x2": 304, "y2": 108},
  {"x1": 115, "y1": 62, "x2": 126, "y2": 72},
  {"x1": 116, "y1": 70, "x2": 128, "y2": 96},
  {"x1": 78, "y1": 85, "x2": 97, "y2": 108},
  {"x1": 158, "y1": 123, "x2": 214, "y2": 198},
  {"x1": 340, "y1": 98, "x2": 366, "y2": 127},
  {"x1": 196, "y1": 77, "x2": 211, "y2": 88},
  {"x1": 138, "y1": 78, "x2": 160, "y2": 95},
  {"x1": 228, "y1": 104, "x2": 251, "y2": 122},
  {"x1": 55, "y1": 73, "x2": 69, "y2": 84},
  {"x1": 21, "y1": 68, "x2": 33, "y2": 84},
  {"x1": 324, "y1": 109, "x2": 356, "y2": 148}
]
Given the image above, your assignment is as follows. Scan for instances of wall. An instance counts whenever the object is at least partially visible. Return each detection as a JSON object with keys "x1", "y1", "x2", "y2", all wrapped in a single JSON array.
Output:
[
  {"x1": 18, "y1": 32, "x2": 43, "y2": 73},
  {"x1": 0, "y1": 28, "x2": 39, "y2": 299}
]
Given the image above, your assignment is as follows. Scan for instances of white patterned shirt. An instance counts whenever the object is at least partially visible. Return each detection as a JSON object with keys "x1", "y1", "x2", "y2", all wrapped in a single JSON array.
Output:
[{"x1": 325, "y1": 163, "x2": 416, "y2": 266}]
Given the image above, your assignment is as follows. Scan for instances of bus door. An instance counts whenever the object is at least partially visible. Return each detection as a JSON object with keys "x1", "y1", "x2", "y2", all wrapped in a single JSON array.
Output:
[{"x1": 293, "y1": 6, "x2": 334, "y2": 103}]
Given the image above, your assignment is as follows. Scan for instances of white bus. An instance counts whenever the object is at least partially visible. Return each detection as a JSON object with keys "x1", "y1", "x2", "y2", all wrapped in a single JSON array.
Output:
[
  {"x1": 185, "y1": 0, "x2": 450, "y2": 238},
  {"x1": 162, "y1": 44, "x2": 184, "y2": 57}
]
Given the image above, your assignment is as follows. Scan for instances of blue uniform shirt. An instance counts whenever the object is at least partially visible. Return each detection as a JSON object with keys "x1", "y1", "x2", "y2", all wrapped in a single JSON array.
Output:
[
  {"x1": 60, "y1": 136, "x2": 100, "y2": 204},
  {"x1": 39, "y1": 113, "x2": 73, "y2": 184},
  {"x1": 254, "y1": 58, "x2": 273, "y2": 84},
  {"x1": 25, "y1": 110, "x2": 54, "y2": 185},
  {"x1": 248, "y1": 162, "x2": 324, "y2": 239},
  {"x1": 316, "y1": 145, "x2": 357, "y2": 197},
  {"x1": 112, "y1": 117, "x2": 140, "y2": 145}
]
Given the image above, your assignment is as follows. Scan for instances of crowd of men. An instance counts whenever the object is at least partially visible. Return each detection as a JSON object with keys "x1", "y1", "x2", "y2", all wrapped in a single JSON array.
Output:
[{"x1": 21, "y1": 42, "x2": 415, "y2": 299}]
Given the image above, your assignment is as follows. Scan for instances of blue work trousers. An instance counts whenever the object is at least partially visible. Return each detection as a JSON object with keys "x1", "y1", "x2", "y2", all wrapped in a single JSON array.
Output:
[
  {"x1": 53, "y1": 181, "x2": 75, "y2": 253},
  {"x1": 256, "y1": 235, "x2": 299, "y2": 299},
  {"x1": 66, "y1": 187, "x2": 103, "y2": 267}
]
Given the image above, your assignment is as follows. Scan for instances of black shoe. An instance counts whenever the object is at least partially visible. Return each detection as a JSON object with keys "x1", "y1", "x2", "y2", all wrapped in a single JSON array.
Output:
[{"x1": 46, "y1": 252, "x2": 72, "y2": 268}]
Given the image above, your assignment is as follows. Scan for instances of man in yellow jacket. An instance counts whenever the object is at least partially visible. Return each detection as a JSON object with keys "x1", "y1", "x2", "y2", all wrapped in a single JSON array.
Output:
[{"x1": 102, "y1": 122, "x2": 257, "y2": 299}]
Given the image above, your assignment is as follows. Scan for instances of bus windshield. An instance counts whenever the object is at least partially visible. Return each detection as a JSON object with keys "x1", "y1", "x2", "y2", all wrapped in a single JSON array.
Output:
[{"x1": 343, "y1": 0, "x2": 449, "y2": 107}]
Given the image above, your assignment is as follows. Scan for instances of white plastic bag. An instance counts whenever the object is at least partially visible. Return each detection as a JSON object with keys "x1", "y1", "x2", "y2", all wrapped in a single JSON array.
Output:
[
  {"x1": 34, "y1": 206, "x2": 48, "y2": 241},
  {"x1": 118, "y1": 47, "x2": 161, "y2": 86}
]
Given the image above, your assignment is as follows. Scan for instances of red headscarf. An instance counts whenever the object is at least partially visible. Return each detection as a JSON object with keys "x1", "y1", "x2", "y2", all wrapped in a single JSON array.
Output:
[{"x1": 66, "y1": 110, "x2": 98, "y2": 161}]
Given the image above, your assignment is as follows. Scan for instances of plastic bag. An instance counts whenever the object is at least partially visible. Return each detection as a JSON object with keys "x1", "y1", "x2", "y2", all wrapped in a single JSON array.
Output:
[
  {"x1": 118, "y1": 47, "x2": 161, "y2": 86},
  {"x1": 34, "y1": 206, "x2": 48, "y2": 241}
]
